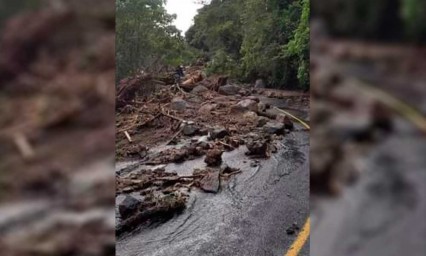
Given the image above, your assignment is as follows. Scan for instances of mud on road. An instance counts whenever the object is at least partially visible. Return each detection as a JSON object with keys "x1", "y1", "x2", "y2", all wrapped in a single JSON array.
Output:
[{"x1": 115, "y1": 74, "x2": 310, "y2": 255}]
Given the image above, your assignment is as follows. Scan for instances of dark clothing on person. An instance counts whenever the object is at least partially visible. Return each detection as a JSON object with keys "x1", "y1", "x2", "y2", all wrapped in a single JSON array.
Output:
[{"x1": 175, "y1": 66, "x2": 184, "y2": 77}]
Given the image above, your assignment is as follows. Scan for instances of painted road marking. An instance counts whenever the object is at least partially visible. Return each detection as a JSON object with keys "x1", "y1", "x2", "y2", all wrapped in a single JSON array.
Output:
[
  {"x1": 284, "y1": 217, "x2": 310, "y2": 256},
  {"x1": 273, "y1": 107, "x2": 310, "y2": 130}
]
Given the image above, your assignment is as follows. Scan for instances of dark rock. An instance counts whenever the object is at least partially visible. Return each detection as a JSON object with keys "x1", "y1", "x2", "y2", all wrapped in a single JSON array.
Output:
[
  {"x1": 209, "y1": 127, "x2": 229, "y2": 140},
  {"x1": 286, "y1": 223, "x2": 300, "y2": 235},
  {"x1": 277, "y1": 114, "x2": 294, "y2": 130},
  {"x1": 257, "y1": 116, "x2": 270, "y2": 127},
  {"x1": 246, "y1": 140, "x2": 269, "y2": 157},
  {"x1": 199, "y1": 170, "x2": 220, "y2": 193},
  {"x1": 118, "y1": 195, "x2": 140, "y2": 219},
  {"x1": 192, "y1": 85, "x2": 209, "y2": 94},
  {"x1": 182, "y1": 124, "x2": 199, "y2": 136},
  {"x1": 263, "y1": 121, "x2": 285, "y2": 135},
  {"x1": 218, "y1": 84, "x2": 241, "y2": 95},
  {"x1": 170, "y1": 98, "x2": 187, "y2": 112},
  {"x1": 204, "y1": 149, "x2": 223, "y2": 166}
]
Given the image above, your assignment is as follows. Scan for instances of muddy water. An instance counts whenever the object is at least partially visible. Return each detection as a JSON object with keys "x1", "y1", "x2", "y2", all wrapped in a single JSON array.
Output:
[{"x1": 117, "y1": 132, "x2": 309, "y2": 256}]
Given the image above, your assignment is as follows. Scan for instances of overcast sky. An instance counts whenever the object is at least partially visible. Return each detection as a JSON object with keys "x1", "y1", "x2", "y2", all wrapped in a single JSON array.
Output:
[{"x1": 165, "y1": 0, "x2": 204, "y2": 36}]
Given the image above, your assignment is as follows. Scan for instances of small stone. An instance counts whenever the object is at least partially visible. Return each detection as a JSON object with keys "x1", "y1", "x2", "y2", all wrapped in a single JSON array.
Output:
[{"x1": 286, "y1": 223, "x2": 300, "y2": 235}]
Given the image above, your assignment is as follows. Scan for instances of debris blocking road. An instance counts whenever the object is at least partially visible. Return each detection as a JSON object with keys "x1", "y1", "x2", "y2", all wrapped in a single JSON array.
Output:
[{"x1": 115, "y1": 65, "x2": 309, "y2": 234}]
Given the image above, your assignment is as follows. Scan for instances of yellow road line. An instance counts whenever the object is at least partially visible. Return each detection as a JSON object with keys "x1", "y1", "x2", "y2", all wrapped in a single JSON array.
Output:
[
  {"x1": 356, "y1": 80, "x2": 426, "y2": 133},
  {"x1": 273, "y1": 107, "x2": 310, "y2": 130},
  {"x1": 284, "y1": 217, "x2": 310, "y2": 256}
]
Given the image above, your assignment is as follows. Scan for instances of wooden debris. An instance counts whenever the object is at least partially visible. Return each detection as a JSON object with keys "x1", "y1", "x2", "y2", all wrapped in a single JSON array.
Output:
[
  {"x1": 124, "y1": 131, "x2": 132, "y2": 142},
  {"x1": 14, "y1": 133, "x2": 35, "y2": 159}
]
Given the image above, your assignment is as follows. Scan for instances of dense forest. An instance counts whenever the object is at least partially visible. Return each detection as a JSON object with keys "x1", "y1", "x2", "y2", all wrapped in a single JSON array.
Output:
[
  {"x1": 116, "y1": 0, "x2": 310, "y2": 90},
  {"x1": 312, "y1": 0, "x2": 426, "y2": 42}
]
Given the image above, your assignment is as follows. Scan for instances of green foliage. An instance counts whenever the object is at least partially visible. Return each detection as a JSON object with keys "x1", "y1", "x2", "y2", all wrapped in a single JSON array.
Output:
[
  {"x1": 0, "y1": 0, "x2": 40, "y2": 31},
  {"x1": 187, "y1": 0, "x2": 310, "y2": 89},
  {"x1": 205, "y1": 49, "x2": 240, "y2": 77},
  {"x1": 312, "y1": 0, "x2": 426, "y2": 42},
  {"x1": 402, "y1": 0, "x2": 426, "y2": 41},
  {"x1": 116, "y1": 0, "x2": 196, "y2": 81},
  {"x1": 284, "y1": 0, "x2": 309, "y2": 89}
]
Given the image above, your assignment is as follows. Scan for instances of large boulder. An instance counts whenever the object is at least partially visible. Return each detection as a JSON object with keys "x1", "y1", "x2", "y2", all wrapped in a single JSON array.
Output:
[
  {"x1": 263, "y1": 121, "x2": 285, "y2": 135},
  {"x1": 118, "y1": 195, "x2": 140, "y2": 219},
  {"x1": 218, "y1": 84, "x2": 241, "y2": 95}
]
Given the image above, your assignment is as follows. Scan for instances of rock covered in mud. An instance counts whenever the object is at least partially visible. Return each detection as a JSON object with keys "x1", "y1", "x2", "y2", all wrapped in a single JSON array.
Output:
[
  {"x1": 170, "y1": 98, "x2": 187, "y2": 112},
  {"x1": 204, "y1": 149, "x2": 223, "y2": 166},
  {"x1": 231, "y1": 99, "x2": 258, "y2": 113},
  {"x1": 192, "y1": 85, "x2": 209, "y2": 94},
  {"x1": 118, "y1": 195, "x2": 140, "y2": 219},
  {"x1": 182, "y1": 123, "x2": 199, "y2": 136},
  {"x1": 257, "y1": 102, "x2": 267, "y2": 112},
  {"x1": 209, "y1": 127, "x2": 229, "y2": 140},
  {"x1": 199, "y1": 170, "x2": 220, "y2": 193},
  {"x1": 277, "y1": 114, "x2": 294, "y2": 130},
  {"x1": 246, "y1": 140, "x2": 269, "y2": 157},
  {"x1": 257, "y1": 116, "x2": 270, "y2": 127},
  {"x1": 198, "y1": 103, "x2": 217, "y2": 114},
  {"x1": 218, "y1": 84, "x2": 241, "y2": 95},
  {"x1": 263, "y1": 121, "x2": 285, "y2": 135},
  {"x1": 243, "y1": 111, "x2": 259, "y2": 123}
]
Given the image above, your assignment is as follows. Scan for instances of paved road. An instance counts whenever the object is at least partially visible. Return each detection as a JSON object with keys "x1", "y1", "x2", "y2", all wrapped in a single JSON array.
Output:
[
  {"x1": 117, "y1": 131, "x2": 309, "y2": 256},
  {"x1": 311, "y1": 117, "x2": 426, "y2": 256}
]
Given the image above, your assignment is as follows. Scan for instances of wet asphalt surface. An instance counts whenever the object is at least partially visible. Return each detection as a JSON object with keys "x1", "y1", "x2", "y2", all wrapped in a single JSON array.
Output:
[
  {"x1": 310, "y1": 56, "x2": 426, "y2": 255},
  {"x1": 116, "y1": 112, "x2": 309, "y2": 256},
  {"x1": 311, "y1": 118, "x2": 426, "y2": 256}
]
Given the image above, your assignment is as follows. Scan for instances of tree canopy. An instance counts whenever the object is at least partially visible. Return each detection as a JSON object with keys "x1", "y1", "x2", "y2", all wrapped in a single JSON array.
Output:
[
  {"x1": 116, "y1": 0, "x2": 196, "y2": 81},
  {"x1": 186, "y1": 0, "x2": 310, "y2": 89}
]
